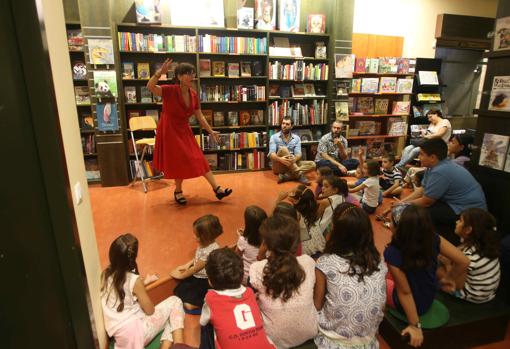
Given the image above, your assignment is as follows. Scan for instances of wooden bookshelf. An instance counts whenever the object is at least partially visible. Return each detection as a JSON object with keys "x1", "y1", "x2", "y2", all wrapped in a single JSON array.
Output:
[{"x1": 347, "y1": 135, "x2": 405, "y2": 140}]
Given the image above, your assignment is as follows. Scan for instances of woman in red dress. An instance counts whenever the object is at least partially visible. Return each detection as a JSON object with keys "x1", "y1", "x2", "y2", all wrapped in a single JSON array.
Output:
[{"x1": 148, "y1": 59, "x2": 232, "y2": 204}]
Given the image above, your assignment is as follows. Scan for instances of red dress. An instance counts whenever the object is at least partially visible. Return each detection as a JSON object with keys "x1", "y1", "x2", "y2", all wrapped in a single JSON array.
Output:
[{"x1": 153, "y1": 84, "x2": 210, "y2": 179}]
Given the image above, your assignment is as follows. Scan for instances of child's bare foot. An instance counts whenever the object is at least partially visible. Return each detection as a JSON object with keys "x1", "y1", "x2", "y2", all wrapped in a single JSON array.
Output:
[{"x1": 183, "y1": 302, "x2": 199, "y2": 311}]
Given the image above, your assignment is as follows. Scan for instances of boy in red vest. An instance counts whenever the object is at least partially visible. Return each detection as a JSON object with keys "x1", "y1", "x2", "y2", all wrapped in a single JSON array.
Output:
[{"x1": 200, "y1": 248, "x2": 275, "y2": 349}]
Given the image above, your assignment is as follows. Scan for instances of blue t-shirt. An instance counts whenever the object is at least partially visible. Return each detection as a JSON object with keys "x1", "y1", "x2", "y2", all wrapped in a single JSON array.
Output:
[
  {"x1": 422, "y1": 159, "x2": 487, "y2": 215},
  {"x1": 384, "y1": 234, "x2": 440, "y2": 315}
]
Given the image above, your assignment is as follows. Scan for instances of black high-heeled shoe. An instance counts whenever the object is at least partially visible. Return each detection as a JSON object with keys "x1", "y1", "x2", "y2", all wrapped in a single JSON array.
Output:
[
  {"x1": 174, "y1": 191, "x2": 187, "y2": 205},
  {"x1": 214, "y1": 186, "x2": 232, "y2": 200}
]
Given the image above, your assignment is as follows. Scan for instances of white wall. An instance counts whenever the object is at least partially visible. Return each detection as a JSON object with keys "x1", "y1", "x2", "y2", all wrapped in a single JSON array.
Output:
[
  {"x1": 39, "y1": 0, "x2": 106, "y2": 347},
  {"x1": 353, "y1": 0, "x2": 498, "y2": 57}
]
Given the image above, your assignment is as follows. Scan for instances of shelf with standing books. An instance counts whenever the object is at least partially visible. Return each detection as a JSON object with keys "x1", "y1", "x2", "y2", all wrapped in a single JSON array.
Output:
[
  {"x1": 352, "y1": 72, "x2": 415, "y2": 77},
  {"x1": 211, "y1": 125, "x2": 267, "y2": 130},
  {"x1": 199, "y1": 76, "x2": 268, "y2": 80},
  {"x1": 268, "y1": 124, "x2": 327, "y2": 129},
  {"x1": 348, "y1": 114, "x2": 410, "y2": 118},
  {"x1": 198, "y1": 52, "x2": 267, "y2": 57},
  {"x1": 269, "y1": 79, "x2": 328, "y2": 82},
  {"x1": 347, "y1": 135, "x2": 405, "y2": 140},
  {"x1": 122, "y1": 79, "x2": 176, "y2": 83},
  {"x1": 119, "y1": 51, "x2": 198, "y2": 55},
  {"x1": 349, "y1": 92, "x2": 413, "y2": 96},
  {"x1": 125, "y1": 102, "x2": 163, "y2": 106},
  {"x1": 269, "y1": 96, "x2": 328, "y2": 100},
  {"x1": 203, "y1": 146, "x2": 267, "y2": 153},
  {"x1": 200, "y1": 100, "x2": 267, "y2": 104},
  {"x1": 268, "y1": 56, "x2": 328, "y2": 62}
]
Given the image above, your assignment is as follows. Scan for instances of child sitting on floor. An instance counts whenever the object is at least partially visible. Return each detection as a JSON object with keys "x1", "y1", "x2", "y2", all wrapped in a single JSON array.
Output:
[
  {"x1": 384, "y1": 205, "x2": 469, "y2": 347},
  {"x1": 349, "y1": 160, "x2": 381, "y2": 214},
  {"x1": 249, "y1": 215, "x2": 318, "y2": 348},
  {"x1": 200, "y1": 248, "x2": 275, "y2": 349},
  {"x1": 314, "y1": 203, "x2": 387, "y2": 349},
  {"x1": 380, "y1": 153, "x2": 403, "y2": 198},
  {"x1": 315, "y1": 166, "x2": 333, "y2": 199},
  {"x1": 235, "y1": 205, "x2": 267, "y2": 285},
  {"x1": 171, "y1": 215, "x2": 222, "y2": 311},
  {"x1": 101, "y1": 233, "x2": 185, "y2": 349},
  {"x1": 438, "y1": 208, "x2": 501, "y2": 303}
]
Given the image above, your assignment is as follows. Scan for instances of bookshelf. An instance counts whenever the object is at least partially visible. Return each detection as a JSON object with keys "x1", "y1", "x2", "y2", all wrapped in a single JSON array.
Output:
[{"x1": 114, "y1": 23, "x2": 333, "y2": 173}]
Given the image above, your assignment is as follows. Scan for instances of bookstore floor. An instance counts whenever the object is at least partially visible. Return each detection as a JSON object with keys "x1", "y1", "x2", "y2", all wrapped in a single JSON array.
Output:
[{"x1": 89, "y1": 171, "x2": 510, "y2": 349}]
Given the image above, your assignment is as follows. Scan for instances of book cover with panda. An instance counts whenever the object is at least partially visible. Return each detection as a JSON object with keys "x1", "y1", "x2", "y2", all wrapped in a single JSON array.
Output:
[
  {"x1": 96, "y1": 102, "x2": 119, "y2": 132},
  {"x1": 489, "y1": 76, "x2": 510, "y2": 111},
  {"x1": 93, "y1": 71, "x2": 118, "y2": 98}
]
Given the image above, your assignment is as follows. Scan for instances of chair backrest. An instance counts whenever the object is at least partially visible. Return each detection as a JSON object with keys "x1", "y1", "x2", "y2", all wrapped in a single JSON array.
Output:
[{"x1": 129, "y1": 116, "x2": 157, "y2": 131}]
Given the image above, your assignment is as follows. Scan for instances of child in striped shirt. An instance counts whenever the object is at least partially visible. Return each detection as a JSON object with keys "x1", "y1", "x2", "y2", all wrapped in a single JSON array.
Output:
[
  {"x1": 439, "y1": 208, "x2": 501, "y2": 303},
  {"x1": 380, "y1": 153, "x2": 403, "y2": 198}
]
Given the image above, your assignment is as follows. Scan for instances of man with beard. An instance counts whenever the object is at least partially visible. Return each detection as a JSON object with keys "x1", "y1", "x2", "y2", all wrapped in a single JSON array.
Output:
[
  {"x1": 268, "y1": 116, "x2": 316, "y2": 184},
  {"x1": 315, "y1": 120, "x2": 359, "y2": 176}
]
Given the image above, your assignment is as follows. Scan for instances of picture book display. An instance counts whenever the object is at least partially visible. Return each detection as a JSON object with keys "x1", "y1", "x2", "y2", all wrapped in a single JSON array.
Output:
[
  {"x1": 357, "y1": 97, "x2": 374, "y2": 114},
  {"x1": 354, "y1": 58, "x2": 366, "y2": 73},
  {"x1": 351, "y1": 78, "x2": 361, "y2": 93},
  {"x1": 124, "y1": 86, "x2": 137, "y2": 103},
  {"x1": 374, "y1": 98, "x2": 389, "y2": 114},
  {"x1": 93, "y1": 71, "x2": 118, "y2": 98},
  {"x1": 315, "y1": 42, "x2": 327, "y2": 59},
  {"x1": 74, "y1": 86, "x2": 91, "y2": 105},
  {"x1": 122, "y1": 62, "x2": 135, "y2": 79},
  {"x1": 72, "y1": 61, "x2": 87, "y2": 80},
  {"x1": 378, "y1": 57, "x2": 398, "y2": 74},
  {"x1": 96, "y1": 102, "x2": 119, "y2": 131},
  {"x1": 307, "y1": 14, "x2": 326, "y2": 33},
  {"x1": 252, "y1": 61, "x2": 263, "y2": 76},
  {"x1": 387, "y1": 117, "x2": 407, "y2": 136},
  {"x1": 213, "y1": 111, "x2": 225, "y2": 126},
  {"x1": 250, "y1": 110, "x2": 264, "y2": 125},
  {"x1": 140, "y1": 86, "x2": 153, "y2": 103},
  {"x1": 212, "y1": 61, "x2": 225, "y2": 77},
  {"x1": 488, "y1": 76, "x2": 510, "y2": 111},
  {"x1": 237, "y1": 7, "x2": 254, "y2": 29},
  {"x1": 278, "y1": 0, "x2": 300, "y2": 32},
  {"x1": 135, "y1": 0, "x2": 161, "y2": 24},
  {"x1": 239, "y1": 110, "x2": 251, "y2": 125},
  {"x1": 493, "y1": 16, "x2": 510, "y2": 51},
  {"x1": 202, "y1": 109, "x2": 213, "y2": 125},
  {"x1": 81, "y1": 113, "x2": 95, "y2": 130},
  {"x1": 335, "y1": 54, "x2": 355, "y2": 79},
  {"x1": 396, "y1": 78, "x2": 414, "y2": 93},
  {"x1": 479, "y1": 133, "x2": 510, "y2": 170},
  {"x1": 335, "y1": 101, "x2": 349, "y2": 121},
  {"x1": 417, "y1": 93, "x2": 441, "y2": 102},
  {"x1": 255, "y1": 0, "x2": 276, "y2": 29},
  {"x1": 291, "y1": 84, "x2": 305, "y2": 97},
  {"x1": 361, "y1": 78, "x2": 379, "y2": 93},
  {"x1": 392, "y1": 101, "x2": 410, "y2": 115},
  {"x1": 137, "y1": 63, "x2": 151, "y2": 80},
  {"x1": 88, "y1": 39, "x2": 115, "y2": 65},
  {"x1": 304, "y1": 83, "x2": 315, "y2": 96},
  {"x1": 228, "y1": 63, "x2": 240, "y2": 78},
  {"x1": 227, "y1": 111, "x2": 239, "y2": 126},
  {"x1": 67, "y1": 29, "x2": 84, "y2": 51},
  {"x1": 379, "y1": 77, "x2": 397, "y2": 93},
  {"x1": 418, "y1": 71, "x2": 439, "y2": 85},
  {"x1": 241, "y1": 62, "x2": 251, "y2": 77},
  {"x1": 199, "y1": 59, "x2": 211, "y2": 77}
]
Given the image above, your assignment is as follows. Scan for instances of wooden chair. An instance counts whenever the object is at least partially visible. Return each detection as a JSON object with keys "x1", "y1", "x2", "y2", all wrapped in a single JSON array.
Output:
[{"x1": 129, "y1": 116, "x2": 163, "y2": 193}]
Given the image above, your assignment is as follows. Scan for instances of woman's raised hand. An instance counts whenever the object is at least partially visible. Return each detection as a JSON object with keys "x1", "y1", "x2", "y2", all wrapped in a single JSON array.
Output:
[{"x1": 159, "y1": 58, "x2": 173, "y2": 75}]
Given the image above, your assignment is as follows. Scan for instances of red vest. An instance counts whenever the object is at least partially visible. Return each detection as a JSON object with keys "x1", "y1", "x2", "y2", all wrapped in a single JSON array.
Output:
[{"x1": 205, "y1": 288, "x2": 275, "y2": 349}]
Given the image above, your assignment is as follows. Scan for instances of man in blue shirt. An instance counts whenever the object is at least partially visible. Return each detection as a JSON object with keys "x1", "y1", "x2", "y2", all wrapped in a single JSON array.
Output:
[
  {"x1": 268, "y1": 117, "x2": 316, "y2": 184},
  {"x1": 404, "y1": 138, "x2": 487, "y2": 244}
]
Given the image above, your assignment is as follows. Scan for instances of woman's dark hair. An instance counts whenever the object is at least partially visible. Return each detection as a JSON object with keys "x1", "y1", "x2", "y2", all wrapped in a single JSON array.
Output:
[
  {"x1": 194, "y1": 214, "x2": 223, "y2": 245},
  {"x1": 426, "y1": 108, "x2": 443, "y2": 118},
  {"x1": 413, "y1": 170, "x2": 425, "y2": 187},
  {"x1": 450, "y1": 134, "x2": 474, "y2": 158},
  {"x1": 365, "y1": 159, "x2": 380, "y2": 177},
  {"x1": 460, "y1": 208, "x2": 500, "y2": 259},
  {"x1": 420, "y1": 138, "x2": 448, "y2": 160},
  {"x1": 101, "y1": 233, "x2": 139, "y2": 312},
  {"x1": 174, "y1": 62, "x2": 196, "y2": 78},
  {"x1": 260, "y1": 215, "x2": 305, "y2": 302},
  {"x1": 390, "y1": 205, "x2": 436, "y2": 271},
  {"x1": 273, "y1": 202, "x2": 298, "y2": 220},
  {"x1": 242, "y1": 205, "x2": 267, "y2": 247},
  {"x1": 323, "y1": 175, "x2": 348, "y2": 197},
  {"x1": 206, "y1": 248, "x2": 244, "y2": 290},
  {"x1": 292, "y1": 186, "x2": 319, "y2": 230},
  {"x1": 317, "y1": 166, "x2": 333, "y2": 177},
  {"x1": 325, "y1": 203, "x2": 380, "y2": 281}
]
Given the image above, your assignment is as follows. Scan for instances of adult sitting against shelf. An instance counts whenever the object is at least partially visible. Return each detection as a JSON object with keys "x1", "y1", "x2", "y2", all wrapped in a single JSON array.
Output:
[
  {"x1": 448, "y1": 133, "x2": 474, "y2": 168},
  {"x1": 268, "y1": 116, "x2": 316, "y2": 185},
  {"x1": 315, "y1": 120, "x2": 358, "y2": 176},
  {"x1": 395, "y1": 109, "x2": 452, "y2": 170},
  {"x1": 148, "y1": 59, "x2": 232, "y2": 205},
  {"x1": 395, "y1": 138, "x2": 487, "y2": 245}
]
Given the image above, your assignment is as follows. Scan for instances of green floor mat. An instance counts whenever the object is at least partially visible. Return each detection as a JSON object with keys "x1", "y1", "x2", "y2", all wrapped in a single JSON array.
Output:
[{"x1": 387, "y1": 299, "x2": 450, "y2": 329}]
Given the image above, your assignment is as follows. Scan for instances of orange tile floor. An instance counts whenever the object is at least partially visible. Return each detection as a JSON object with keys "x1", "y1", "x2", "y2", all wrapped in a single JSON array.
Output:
[{"x1": 89, "y1": 171, "x2": 509, "y2": 348}]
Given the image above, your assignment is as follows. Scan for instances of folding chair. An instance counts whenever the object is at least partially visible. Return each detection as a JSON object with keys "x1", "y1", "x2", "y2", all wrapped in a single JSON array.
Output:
[{"x1": 129, "y1": 116, "x2": 163, "y2": 193}]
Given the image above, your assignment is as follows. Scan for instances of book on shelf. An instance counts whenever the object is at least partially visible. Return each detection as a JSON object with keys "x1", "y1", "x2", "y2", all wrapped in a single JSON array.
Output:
[
  {"x1": 201, "y1": 131, "x2": 266, "y2": 150},
  {"x1": 488, "y1": 76, "x2": 510, "y2": 111},
  {"x1": 355, "y1": 58, "x2": 366, "y2": 73},
  {"x1": 124, "y1": 86, "x2": 137, "y2": 103},
  {"x1": 378, "y1": 57, "x2": 398, "y2": 74},
  {"x1": 153, "y1": 93, "x2": 162, "y2": 103},
  {"x1": 335, "y1": 101, "x2": 349, "y2": 121},
  {"x1": 505, "y1": 145, "x2": 510, "y2": 173},
  {"x1": 210, "y1": 150, "x2": 266, "y2": 171},
  {"x1": 205, "y1": 153, "x2": 219, "y2": 170},
  {"x1": 392, "y1": 101, "x2": 411, "y2": 115},
  {"x1": 294, "y1": 129, "x2": 313, "y2": 142},
  {"x1": 366, "y1": 138, "x2": 386, "y2": 158},
  {"x1": 75, "y1": 86, "x2": 91, "y2": 105},
  {"x1": 67, "y1": 29, "x2": 84, "y2": 51},
  {"x1": 280, "y1": 86, "x2": 291, "y2": 98},
  {"x1": 72, "y1": 60, "x2": 87, "y2": 80},
  {"x1": 379, "y1": 77, "x2": 397, "y2": 93},
  {"x1": 355, "y1": 121, "x2": 380, "y2": 136},
  {"x1": 336, "y1": 80, "x2": 350, "y2": 96},
  {"x1": 374, "y1": 98, "x2": 389, "y2": 114},
  {"x1": 200, "y1": 84, "x2": 266, "y2": 102},
  {"x1": 93, "y1": 70, "x2": 118, "y2": 98},
  {"x1": 387, "y1": 117, "x2": 407, "y2": 136},
  {"x1": 239, "y1": 110, "x2": 251, "y2": 126},
  {"x1": 127, "y1": 110, "x2": 144, "y2": 120},
  {"x1": 304, "y1": 83, "x2": 315, "y2": 96},
  {"x1": 140, "y1": 86, "x2": 153, "y2": 103},
  {"x1": 291, "y1": 84, "x2": 305, "y2": 97},
  {"x1": 199, "y1": 59, "x2": 211, "y2": 77},
  {"x1": 135, "y1": 0, "x2": 161, "y2": 24},
  {"x1": 421, "y1": 103, "x2": 443, "y2": 116},
  {"x1": 227, "y1": 63, "x2": 240, "y2": 78},
  {"x1": 366, "y1": 58, "x2": 379, "y2": 74},
  {"x1": 88, "y1": 39, "x2": 115, "y2": 65},
  {"x1": 357, "y1": 97, "x2": 374, "y2": 114},
  {"x1": 137, "y1": 63, "x2": 150, "y2": 80},
  {"x1": 198, "y1": 34, "x2": 267, "y2": 54},
  {"x1": 202, "y1": 109, "x2": 213, "y2": 125},
  {"x1": 278, "y1": 0, "x2": 300, "y2": 32},
  {"x1": 269, "y1": 84, "x2": 279, "y2": 97},
  {"x1": 361, "y1": 78, "x2": 379, "y2": 93},
  {"x1": 146, "y1": 109, "x2": 159, "y2": 122},
  {"x1": 351, "y1": 79, "x2": 361, "y2": 93},
  {"x1": 255, "y1": 0, "x2": 276, "y2": 30},
  {"x1": 153, "y1": 62, "x2": 167, "y2": 80},
  {"x1": 349, "y1": 145, "x2": 368, "y2": 161},
  {"x1": 81, "y1": 113, "x2": 95, "y2": 130},
  {"x1": 417, "y1": 93, "x2": 441, "y2": 102},
  {"x1": 118, "y1": 32, "x2": 197, "y2": 53},
  {"x1": 82, "y1": 134, "x2": 96, "y2": 154},
  {"x1": 307, "y1": 14, "x2": 326, "y2": 33},
  {"x1": 479, "y1": 133, "x2": 509, "y2": 170},
  {"x1": 252, "y1": 61, "x2": 263, "y2": 76},
  {"x1": 226, "y1": 111, "x2": 239, "y2": 126},
  {"x1": 241, "y1": 62, "x2": 252, "y2": 77},
  {"x1": 396, "y1": 78, "x2": 414, "y2": 93},
  {"x1": 315, "y1": 42, "x2": 327, "y2": 59},
  {"x1": 122, "y1": 62, "x2": 135, "y2": 79},
  {"x1": 493, "y1": 16, "x2": 510, "y2": 52},
  {"x1": 418, "y1": 71, "x2": 439, "y2": 85},
  {"x1": 268, "y1": 99, "x2": 328, "y2": 126},
  {"x1": 335, "y1": 54, "x2": 355, "y2": 79},
  {"x1": 397, "y1": 58, "x2": 416, "y2": 74},
  {"x1": 213, "y1": 111, "x2": 225, "y2": 126},
  {"x1": 96, "y1": 102, "x2": 119, "y2": 132},
  {"x1": 85, "y1": 158, "x2": 100, "y2": 180},
  {"x1": 250, "y1": 110, "x2": 264, "y2": 125},
  {"x1": 348, "y1": 97, "x2": 356, "y2": 114},
  {"x1": 237, "y1": 7, "x2": 254, "y2": 29},
  {"x1": 315, "y1": 84, "x2": 326, "y2": 97},
  {"x1": 212, "y1": 61, "x2": 225, "y2": 77}
]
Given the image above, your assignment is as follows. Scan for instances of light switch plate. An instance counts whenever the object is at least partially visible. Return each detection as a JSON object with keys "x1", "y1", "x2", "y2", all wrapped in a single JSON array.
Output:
[{"x1": 74, "y1": 181, "x2": 82, "y2": 205}]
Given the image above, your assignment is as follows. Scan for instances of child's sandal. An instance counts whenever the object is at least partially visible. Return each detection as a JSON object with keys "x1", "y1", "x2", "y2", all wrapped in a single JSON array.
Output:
[
  {"x1": 174, "y1": 191, "x2": 187, "y2": 205},
  {"x1": 214, "y1": 186, "x2": 232, "y2": 200}
]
